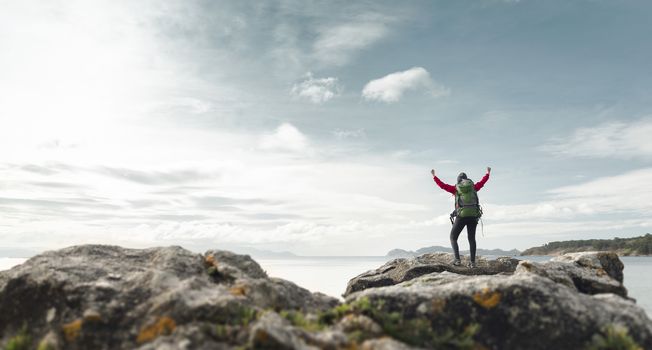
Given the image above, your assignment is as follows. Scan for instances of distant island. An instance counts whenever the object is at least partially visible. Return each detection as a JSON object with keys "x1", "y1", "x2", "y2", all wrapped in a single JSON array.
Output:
[
  {"x1": 238, "y1": 247, "x2": 298, "y2": 259},
  {"x1": 387, "y1": 245, "x2": 520, "y2": 258},
  {"x1": 521, "y1": 233, "x2": 652, "y2": 256}
]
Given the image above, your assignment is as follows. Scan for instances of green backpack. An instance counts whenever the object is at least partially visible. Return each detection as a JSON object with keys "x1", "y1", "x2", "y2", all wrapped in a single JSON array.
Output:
[{"x1": 455, "y1": 179, "x2": 482, "y2": 218}]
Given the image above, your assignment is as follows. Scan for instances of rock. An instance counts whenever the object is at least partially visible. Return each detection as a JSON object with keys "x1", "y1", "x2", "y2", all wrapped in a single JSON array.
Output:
[
  {"x1": 243, "y1": 278, "x2": 339, "y2": 311},
  {"x1": 335, "y1": 314, "x2": 383, "y2": 336},
  {"x1": 2, "y1": 245, "x2": 650, "y2": 350},
  {"x1": 204, "y1": 250, "x2": 268, "y2": 279},
  {"x1": 516, "y1": 252, "x2": 628, "y2": 297},
  {"x1": 552, "y1": 251, "x2": 624, "y2": 283},
  {"x1": 0, "y1": 245, "x2": 337, "y2": 350},
  {"x1": 360, "y1": 337, "x2": 423, "y2": 350},
  {"x1": 247, "y1": 311, "x2": 358, "y2": 350},
  {"x1": 248, "y1": 312, "x2": 315, "y2": 349},
  {"x1": 345, "y1": 272, "x2": 652, "y2": 349},
  {"x1": 343, "y1": 251, "x2": 652, "y2": 350},
  {"x1": 344, "y1": 252, "x2": 520, "y2": 296}
]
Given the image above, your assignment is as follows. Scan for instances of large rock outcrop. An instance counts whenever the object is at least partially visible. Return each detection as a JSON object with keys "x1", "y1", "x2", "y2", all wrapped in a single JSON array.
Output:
[
  {"x1": 0, "y1": 245, "x2": 337, "y2": 350},
  {"x1": 344, "y1": 251, "x2": 651, "y2": 349},
  {"x1": 345, "y1": 253, "x2": 520, "y2": 296},
  {"x1": 1, "y1": 246, "x2": 650, "y2": 350}
]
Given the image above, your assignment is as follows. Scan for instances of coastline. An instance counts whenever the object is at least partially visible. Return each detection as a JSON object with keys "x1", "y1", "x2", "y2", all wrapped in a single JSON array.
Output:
[{"x1": 520, "y1": 251, "x2": 652, "y2": 257}]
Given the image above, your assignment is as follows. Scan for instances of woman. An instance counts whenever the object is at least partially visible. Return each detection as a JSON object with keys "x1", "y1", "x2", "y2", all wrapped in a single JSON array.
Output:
[{"x1": 431, "y1": 167, "x2": 491, "y2": 268}]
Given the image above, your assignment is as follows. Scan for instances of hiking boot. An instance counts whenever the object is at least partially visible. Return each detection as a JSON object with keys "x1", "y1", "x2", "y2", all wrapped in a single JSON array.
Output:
[
  {"x1": 453, "y1": 259, "x2": 462, "y2": 266},
  {"x1": 468, "y1": 261, "x2": 477, "y2": 269}
]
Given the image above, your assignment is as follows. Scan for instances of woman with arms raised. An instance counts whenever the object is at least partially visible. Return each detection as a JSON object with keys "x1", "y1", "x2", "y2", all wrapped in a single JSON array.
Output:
[{"x1": 431, "y1": 167, "x2": 491, "y2": 268}]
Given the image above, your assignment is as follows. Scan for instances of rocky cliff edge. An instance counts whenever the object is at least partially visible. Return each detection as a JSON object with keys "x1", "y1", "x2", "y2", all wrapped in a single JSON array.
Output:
[{"x1": 1, "y1": 246, "x2": 650, "y2": 350}]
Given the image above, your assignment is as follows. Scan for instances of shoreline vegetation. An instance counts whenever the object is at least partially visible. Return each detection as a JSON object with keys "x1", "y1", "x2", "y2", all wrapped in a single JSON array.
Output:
[
  {"x1": 521, "y1": 233, "x2": 652, "y2": 256},
  {"x1": 388, "y1": 234, "x2": 652, "y2": 259}
]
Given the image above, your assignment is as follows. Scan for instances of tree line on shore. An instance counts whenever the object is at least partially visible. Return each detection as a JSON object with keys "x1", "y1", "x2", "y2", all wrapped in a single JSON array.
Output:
[{"x1": 521, "y1": 233, "x2": 652, "y2": 256}]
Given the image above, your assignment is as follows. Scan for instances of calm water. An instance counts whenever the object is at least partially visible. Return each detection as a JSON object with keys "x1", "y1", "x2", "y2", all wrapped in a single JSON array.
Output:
[
  {"x1": 620, "y1": 256, "x2": 652, "y2": 316},
  {"x1": 2, "y1": 256, "x2": 650, "y2": 317},
  {"x1": 0, "y1": 257, "x2": 27, "y2": 271}
]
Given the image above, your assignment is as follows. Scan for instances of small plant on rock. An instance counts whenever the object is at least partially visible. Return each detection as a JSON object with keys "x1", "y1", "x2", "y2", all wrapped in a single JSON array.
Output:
[
  {"x1": 280, "y1": 310, "x2": 324, "y2": 332},
  {"x1": 586, "y1": 325, "x2": 643, "y2": 350},
  {"x1": 5, "y1": 327, "x2": 31, "y2": 350}
]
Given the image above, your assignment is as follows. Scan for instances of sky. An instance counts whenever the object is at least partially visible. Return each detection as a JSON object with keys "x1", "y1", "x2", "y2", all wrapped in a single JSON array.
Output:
[{"x1": 1, "y1": 0, "x2": 652, "y2": 256}]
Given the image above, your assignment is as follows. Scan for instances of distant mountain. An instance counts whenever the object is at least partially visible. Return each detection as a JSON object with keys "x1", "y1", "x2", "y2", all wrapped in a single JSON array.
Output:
[
  {"x1": 239, "y1": 247, "x2": 299, "y2": 259},
  {"x1": 521, "y1": 234, "x2": 652, "y2": 256},
  {"x1": 387, "y1": 246, "x2": 520, "y2": 258}
]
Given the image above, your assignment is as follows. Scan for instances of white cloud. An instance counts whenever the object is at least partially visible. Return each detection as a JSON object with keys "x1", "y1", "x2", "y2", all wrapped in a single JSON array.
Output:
[
  {"x1": 169, "y1": 97, "x2": 212, "y2": 114},
  {"x1": 482, "y1": 167, "x2": 652, "y2": 223},
  {"x1": 259, "y1": 123, "x2": 311, "y2": 153},
  {"x1": 542, "y1": 118, "x2": 652, "y2": 158},
  {"x1": 333, "y1": 128, "x2": 366, "y2": 140},
  {"x1": 484, "y1": 219, "x2": 650, "y2": 238},
  {"x1": 0, "y1": 136, "x2": 442, "y2": 255},
  {"x1": 313, "y1": 14, "x2": 393, "y2": 66},
  {"x1": 5, "y1": 137, "x2": 652, "y2": 254},
  {"x1": 548, "y1": 167, "x2": 652, "y2": 214},
  {"x1": 291, "y1": 73, "x2": 341, "y2": 103},
  {"x1": 362, "y1": 67, "x2": 449, "y2": 103}
]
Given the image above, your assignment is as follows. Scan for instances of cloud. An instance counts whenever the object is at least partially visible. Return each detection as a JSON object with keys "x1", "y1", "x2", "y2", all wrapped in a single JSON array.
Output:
[
  {"x1": 362, "y1": 67, "x2": 450, "y2": 103},
  {"x1": 482, "y1": 167, "x2": 652, "y2": 224},
  {"x1": 0, "y1": 136, "x2": 445, "y2": 255},
  {"x1": 541, "y1": 118, "x2": 652, "y2": 158},
  {"x1": 192, "y1": 195, "x2": 279, "y2": 210},
  {"x1": 483, "y1": 218, "x2": 650, "y2": 238},
  {"x1": 313, "y1": 14, "x2": 393, "y2": 66},
  {"x1": 547, "y1": 167, "x2": 652, "y2": 214},
  {"x1": 165, "y1": 97, "x2": 212, "y2": 114},
  {"x1": 98, "y1": 167, "x2": 211, "y2": 185},
  {"x1": 291, "y1": 73, "x2": 341, "y2": 103},
  {"x1": 333, "y1": 128, "x2": 366, "y2": 140},
  {"x1": 259, "y1": 123, "x2": 311, "y2": 153}
]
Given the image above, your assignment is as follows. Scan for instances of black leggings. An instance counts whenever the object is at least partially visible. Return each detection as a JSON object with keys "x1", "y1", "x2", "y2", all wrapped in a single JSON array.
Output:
[{"x1": 450, "y1": 216, "x2": 478, "y2": 262}]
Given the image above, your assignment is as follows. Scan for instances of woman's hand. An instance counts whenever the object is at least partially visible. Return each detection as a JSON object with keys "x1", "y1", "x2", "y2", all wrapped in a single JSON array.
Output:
[
  {"x1": 487, "y1": 167, "x2": 491, "y2": 173},
  {"x1": 431, "y1": 169, "x2": 435, "y2": 176}
]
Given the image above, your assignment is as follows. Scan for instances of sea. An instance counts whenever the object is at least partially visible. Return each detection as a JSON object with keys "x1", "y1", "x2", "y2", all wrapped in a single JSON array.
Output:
[{"x1": 1, "y1": 255, "x2": 650, "y2": 317}]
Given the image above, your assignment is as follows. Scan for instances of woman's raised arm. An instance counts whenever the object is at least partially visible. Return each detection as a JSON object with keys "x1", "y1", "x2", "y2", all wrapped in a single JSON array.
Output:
[{"x1": 431, "y1": 169, "x2": 456, "y2": 194}]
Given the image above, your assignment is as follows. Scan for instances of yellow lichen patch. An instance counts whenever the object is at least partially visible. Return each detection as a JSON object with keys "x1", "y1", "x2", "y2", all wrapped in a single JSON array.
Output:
[
  {"x1": 136, "y1": 316, "x2": 177, "y2": 344},
  {"x1": 229, "y1": 284, "x2": 247, "y2": 296},
  {"x1": 205, "y1": 255, "x2": 217, "y2": 267},
  {"x1": 596, "y1": 268, "x2": 607, "y2": 277},
  {"x1": 431, "y1": 298, "x2": 446, "y2": 313},
  {"x1": 62, "y1": 319, "x2": 83, "y2": 342},
  {"x1": 345, "y1": 342, "x2": 360, "y2": 350},
  {"x1": 520, "y1": 261, "x2": 533, "y2": 271},
  {"x1": 473, "y1": 288, "x2": 501, "y2": 309}
]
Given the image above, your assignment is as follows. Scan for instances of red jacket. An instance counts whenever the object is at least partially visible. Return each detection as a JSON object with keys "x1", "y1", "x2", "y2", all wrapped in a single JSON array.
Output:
[{"x1": 433, "y1": 172, "x2": 490, "y2": 195}]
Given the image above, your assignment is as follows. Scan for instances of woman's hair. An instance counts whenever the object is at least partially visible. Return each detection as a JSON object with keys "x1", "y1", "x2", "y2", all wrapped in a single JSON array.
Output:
[{"x1": 457, "y1": 172, "x2": 468, "y2": 183}]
